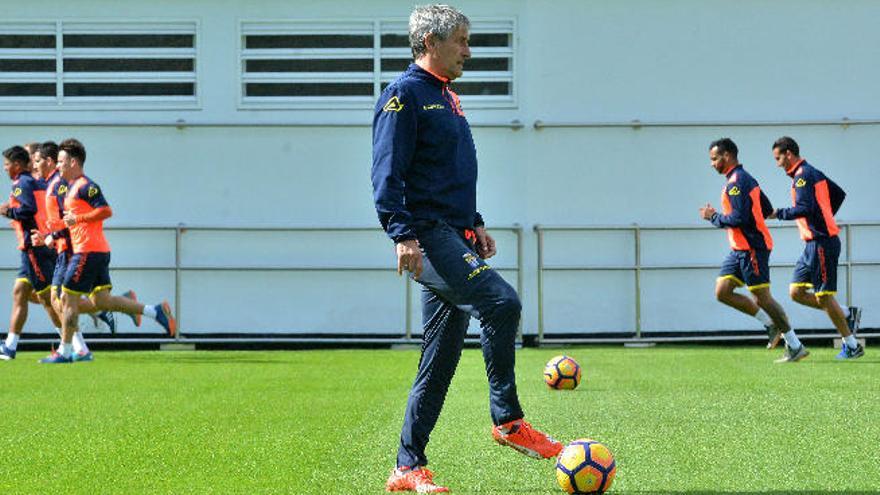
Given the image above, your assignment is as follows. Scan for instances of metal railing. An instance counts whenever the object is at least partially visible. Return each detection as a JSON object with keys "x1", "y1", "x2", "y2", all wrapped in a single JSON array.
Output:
[
  {"x1": 534, "y1": 222, "x2": 880, "y2": 344},
  {"x1": 11, "y1": 221, "x2": 874, "y2": 346},
  {"x1": 8, "y1": 224, "x2": 523, "y2": 345},
  {"x1": 532, "y1": 118, "x2": 880, "y2": 130}
]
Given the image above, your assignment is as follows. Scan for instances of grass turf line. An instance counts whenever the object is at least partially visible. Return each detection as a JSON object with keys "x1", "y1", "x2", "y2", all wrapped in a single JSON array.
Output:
[{"x1": 0, "y1": 346, "x2": 877, "y2": 494}]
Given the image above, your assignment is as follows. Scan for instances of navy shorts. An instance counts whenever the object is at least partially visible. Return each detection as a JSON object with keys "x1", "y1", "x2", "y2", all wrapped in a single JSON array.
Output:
[
  {"x1": 718, "y1": 249, "x2": 771, "y2": 291},
  {"x1": 63, "y1": 252, "x2": 112, "y2": 296},
  {"x1": 17, "y1": 246, "x2": 56, "y2": 294},
  {"x1": 792, "y1": 236, "x2": 840, "y2": 295}
]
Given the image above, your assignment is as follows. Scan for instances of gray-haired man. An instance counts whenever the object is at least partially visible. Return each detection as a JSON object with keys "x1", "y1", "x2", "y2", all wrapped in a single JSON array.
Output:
[{"x1": 372, "y1": 5, "x2": 562, "y2": 493}]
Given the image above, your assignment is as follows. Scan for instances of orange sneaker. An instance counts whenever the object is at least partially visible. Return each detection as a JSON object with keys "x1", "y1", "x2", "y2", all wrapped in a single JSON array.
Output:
[
  {"x1": 492, "y1": 419, "x2": 563, "y2": 459},
  {"x1": 385, "y1": 466, "x2": 449, "y2": 493}
]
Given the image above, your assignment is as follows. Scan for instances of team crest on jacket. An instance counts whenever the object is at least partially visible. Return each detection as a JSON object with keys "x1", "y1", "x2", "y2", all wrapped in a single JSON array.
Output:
[
  {"x1": 12, "y1": 187, "x2": 21, "y2": 197},
  {"x1": 382, "y1": 96, "x2": 404, "y2": 112},
  {"x1": 795, "y1": 178, "x2": 807, "y2": 188},
  {"x1": 88, "y1": 185, "x2": 99, "y2": 197},
  {"x1": 728, "y1": 186, "x2": 741, "y2": 196}
]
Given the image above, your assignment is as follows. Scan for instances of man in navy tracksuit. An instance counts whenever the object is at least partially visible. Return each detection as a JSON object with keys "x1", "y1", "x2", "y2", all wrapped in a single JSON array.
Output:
[
  {"x1": 768, "y1": 136, "x2": 864, "y2": 360},
  {"x1": 372, "y1": 5, "x2": 561, "y2": 494}
]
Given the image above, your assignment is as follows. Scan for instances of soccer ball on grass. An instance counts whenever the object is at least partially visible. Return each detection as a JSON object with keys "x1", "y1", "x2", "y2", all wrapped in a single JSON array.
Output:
[
  {"x1": 543, "y1": 355, "x2": 582, "y2": 390},
  {"x1": 555, "y1": 439, "x2": 616, "y2": 494}
]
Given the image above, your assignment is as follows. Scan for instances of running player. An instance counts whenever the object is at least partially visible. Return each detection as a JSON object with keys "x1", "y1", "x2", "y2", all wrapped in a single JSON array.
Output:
[
  {"x1": 40, "y1": 138, "x2": 176, "y2": 364},
  {"x1": 0, "y1": 146, "x2": 63, "y2": 360},
  {"x1": 699, "y1": 138, "x2": 808, "y2": 362},
  {"x1": 37, "y1": 141, "x2": 117, "y2": 356},
  {"x1": 767, "y1": 136, "x2": 863, "y2": 360}
]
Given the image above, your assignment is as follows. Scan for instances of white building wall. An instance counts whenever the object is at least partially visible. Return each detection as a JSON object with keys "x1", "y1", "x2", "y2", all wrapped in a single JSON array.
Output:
[{"x1": 2, "y1": 0, "x2": 878, "y2": 336}]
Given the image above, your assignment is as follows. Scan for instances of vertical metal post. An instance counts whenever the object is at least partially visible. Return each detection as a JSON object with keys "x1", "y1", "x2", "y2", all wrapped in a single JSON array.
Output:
[
  {"x1": 845, "y1": 223, "x2": 852, "y2": 307},
  {"x1": 514, "y1": 224, "x2": 523, "y2": 341},
  {"x1": 634, "y1": 225, "x2": 642, "y2": 339},
  {"x1": 175, "y1": 224, "x2": 182, "y2": 340},
  {"x1": 535, "y1": 225, "x2": 545, "y2": 344}
]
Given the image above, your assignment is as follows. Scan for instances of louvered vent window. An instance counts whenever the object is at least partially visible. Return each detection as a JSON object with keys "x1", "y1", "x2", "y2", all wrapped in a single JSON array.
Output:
[
  {"x1": 0, "y1": 23, "x2": 57, "y2": 100},
  {"x1": 0, "y1": 21, "x2": 197, "y2": 106},
  {"x1": 241, "y1": 19, "x2": 515, "y2": 109}
]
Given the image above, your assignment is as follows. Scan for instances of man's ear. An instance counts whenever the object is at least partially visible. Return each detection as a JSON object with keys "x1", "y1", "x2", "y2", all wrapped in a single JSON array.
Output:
[{"x1": 423, "y1": 32, "x2": 435, "y2": 52}]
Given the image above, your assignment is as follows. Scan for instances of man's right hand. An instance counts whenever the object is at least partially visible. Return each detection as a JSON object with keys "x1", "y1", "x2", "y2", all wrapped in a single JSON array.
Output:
[
  {"x1": 699, "y1": 203, "x2": 716, "y2": 220},
  {"x1": 396, "y1": 239, "x2": 423, "y2": 279}
]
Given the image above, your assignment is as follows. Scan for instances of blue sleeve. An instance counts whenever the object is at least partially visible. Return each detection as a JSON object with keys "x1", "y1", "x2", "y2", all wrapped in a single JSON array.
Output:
[
  {"x1": 710, "y1": 184, "x2": 747, "y2": 228},
  {"x1": 5, "y1": 181, "x2": 37, "y2": 220},
  {"x1": 371, "y1": 85, "x2": 418, "y2": 243},
  {"x1": 776, "y1": 177, "x2": 812, "y2": 220},
  {"x1": 80, "y1": 181, "x2": 110, "y2": 209},
  {"x1": 759, "y1": 190, "x2": 774, "y2": 219}
]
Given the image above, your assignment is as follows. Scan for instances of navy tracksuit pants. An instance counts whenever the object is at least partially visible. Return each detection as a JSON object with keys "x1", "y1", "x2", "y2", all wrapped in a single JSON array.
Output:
[{"x1": 396, "y1": 220, "x2": 524, "y2": 468}]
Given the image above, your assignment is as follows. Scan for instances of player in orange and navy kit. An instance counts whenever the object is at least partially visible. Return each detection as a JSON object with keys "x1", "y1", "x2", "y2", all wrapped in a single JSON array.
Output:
[
  {"x1": 41, "y1": 140, "x2": 78, "y2": 315},
  {"x1": 699, "y1": 138, "x2": 808, "y2": 363},
  {"x1": 0, "y1": 145, "x2": 64, "y2": 361},
  {"x1": 34, "y1": 141, "x2": 120, "y2": 359},
  {"x1": 768, "y1": 136, "x2": 864, "y2": 360},
  {"x1": 39, "y1": 138, "x2": 176, "y2": 364}
]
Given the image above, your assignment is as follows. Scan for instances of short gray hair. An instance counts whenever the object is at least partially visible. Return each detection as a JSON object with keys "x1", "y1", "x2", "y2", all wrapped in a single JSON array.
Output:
[{"x1": 408, "y1": 4, "x2": 470, "y2": 59}]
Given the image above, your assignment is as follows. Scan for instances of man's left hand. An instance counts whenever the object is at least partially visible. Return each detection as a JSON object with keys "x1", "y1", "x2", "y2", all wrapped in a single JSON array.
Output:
[{"x1": 474, "y1": 226, "x2": 496, "y2": 259}]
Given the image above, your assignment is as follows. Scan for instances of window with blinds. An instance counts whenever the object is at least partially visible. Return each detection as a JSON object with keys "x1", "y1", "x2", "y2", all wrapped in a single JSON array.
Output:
[
  {"x1": 240, "y1": 19, "x2": 515, "y2": 109},
  {"x1": 0, "y1": 23, "x2": 57, "y2": 100},
  {"x1": 0, "y1": 21, "x2": 197, "y2": 106}
]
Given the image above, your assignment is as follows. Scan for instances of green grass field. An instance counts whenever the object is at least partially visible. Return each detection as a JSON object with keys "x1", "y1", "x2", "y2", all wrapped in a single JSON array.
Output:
[{"x1": 1, "y1": 346, "x2": 878, "y2": 494}]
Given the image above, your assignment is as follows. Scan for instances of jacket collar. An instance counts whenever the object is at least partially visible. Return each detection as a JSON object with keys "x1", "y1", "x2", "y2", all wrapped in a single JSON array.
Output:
[
  {"x1": 408, "y1": 63, "x2": 448, "y2": 87},
  {"x1": 786, "y1": 158, "x2": 805, "y2": 177}
]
